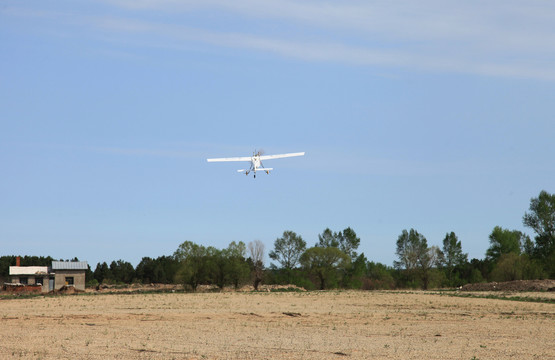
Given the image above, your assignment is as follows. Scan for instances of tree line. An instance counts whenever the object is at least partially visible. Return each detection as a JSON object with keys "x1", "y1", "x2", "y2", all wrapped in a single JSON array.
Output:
[{"x1": 1, "y1": 190, "x2": 553, "y2": 290}]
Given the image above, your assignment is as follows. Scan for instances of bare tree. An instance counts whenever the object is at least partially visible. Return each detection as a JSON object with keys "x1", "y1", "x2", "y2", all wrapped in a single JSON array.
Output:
[{"x1": 248, "y1": 240, "x2": 265, "y2": 290}]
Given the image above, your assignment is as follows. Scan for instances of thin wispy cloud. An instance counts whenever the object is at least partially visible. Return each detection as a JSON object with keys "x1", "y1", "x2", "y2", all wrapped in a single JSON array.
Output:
[
  {"x1": 91, "y1": 142, "x2": 253, "y2": 159},
  {"x1": 300, "y1": 148, "x2": 492, "y2": 177},
  {"x1": 7, "y1": 1, "x2": 555, "y2": 80},
  {"x1": 104, "y1": 0, "x2": 555, "y2": 52},
  {"x1": 93, "y1": 146, "x2": 203, "y2": 159}
]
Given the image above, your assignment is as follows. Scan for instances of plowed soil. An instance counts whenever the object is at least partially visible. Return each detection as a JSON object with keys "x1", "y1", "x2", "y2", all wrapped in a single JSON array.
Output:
[
  {"x1": 461, "y1": 279, "x2": 555, "y2": 292},
  {"x1": 0, "y1": 291, "x2": 553, "y2": 359}
]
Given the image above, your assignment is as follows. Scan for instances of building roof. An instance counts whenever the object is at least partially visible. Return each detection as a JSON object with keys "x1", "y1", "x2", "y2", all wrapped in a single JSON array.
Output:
[
  {"x1": 51, "y1": 261, "x2": 88, "y2": 270},
  {"x1": 9, "y1": 266, "x2": 49, "y2": 276}
]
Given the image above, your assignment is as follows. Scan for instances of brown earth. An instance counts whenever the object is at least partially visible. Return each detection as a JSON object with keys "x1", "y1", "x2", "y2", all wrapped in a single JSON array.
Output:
[
  {"x1": 461, "y1": 279, "x2": 555, "y2": 292},
  {"x1": 0, "y1": 290, "x2": 553, "y2": 359}
]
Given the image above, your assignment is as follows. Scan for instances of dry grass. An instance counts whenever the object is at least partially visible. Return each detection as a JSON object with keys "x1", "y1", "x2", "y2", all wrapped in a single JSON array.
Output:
[{"x1": 0, "y1": 290, "x2": 553, "y2": 359}]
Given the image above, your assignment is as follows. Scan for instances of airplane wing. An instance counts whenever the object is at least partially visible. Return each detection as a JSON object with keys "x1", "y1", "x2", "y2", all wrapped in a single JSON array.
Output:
[
  {"x1": 259, "y1": 152, "x2": 305, "y2": 160},
  {"x1": 207, "y1": 156, "x2": 252, "y2": 162}
]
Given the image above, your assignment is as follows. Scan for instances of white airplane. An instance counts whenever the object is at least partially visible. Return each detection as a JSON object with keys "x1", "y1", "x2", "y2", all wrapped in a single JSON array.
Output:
[{"x1": 207, "y1": 150, "x2": 305, "y2": 178}]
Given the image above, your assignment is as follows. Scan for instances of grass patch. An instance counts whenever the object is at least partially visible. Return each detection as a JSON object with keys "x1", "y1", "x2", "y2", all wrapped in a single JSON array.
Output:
[{"x1": 0, "y1": 293, "x2": 44, "y2": 300}]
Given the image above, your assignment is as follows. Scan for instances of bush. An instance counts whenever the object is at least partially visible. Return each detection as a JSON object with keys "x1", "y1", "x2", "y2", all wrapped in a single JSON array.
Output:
[
  {"x1": 469, "y1": 268, "x2": 485, "y2": 283},
  {"x1": 86, "y1": 279, "x2": 99, "y2": 288},
  {"x1": 362, "y1": 277, "x2": 395, "y2": 290},
  {"x1": 491, "y1": 253, "x2": 522, "y2": 282}
]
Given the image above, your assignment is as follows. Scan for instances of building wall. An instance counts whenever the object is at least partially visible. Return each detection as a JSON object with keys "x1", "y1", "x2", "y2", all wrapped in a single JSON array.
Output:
[
  {"x1": 36, "y1": 276, "x2": 50, "y2": 292},
  {"x1": 3, "y1": 284, "x2": 42, "y2": 293},
  {"x1": 10, "y1": 276, "x2": 50, "y2": 293},
  {"x1": 54, "y1": 270, "x2": 86, "y2": 291}
]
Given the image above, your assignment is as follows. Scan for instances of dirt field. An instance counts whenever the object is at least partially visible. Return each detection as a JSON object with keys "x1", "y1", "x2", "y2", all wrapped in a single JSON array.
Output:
[{"x1": 0, "y1": 291, "x2": 553, "y2": 359}]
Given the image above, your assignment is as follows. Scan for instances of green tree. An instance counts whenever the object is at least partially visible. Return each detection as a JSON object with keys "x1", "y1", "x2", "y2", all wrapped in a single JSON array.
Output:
[
  {"x1": 316, "y1": 227, "x2": 360, "y2": 260},
  {"x1": 174, "y1": 241, "x2": 214, "y2": 291},
  {"x1": 522, "y1": 237, "x2": 536, "y2": 257},
  {"x1": 440, "y1": 232, "x2": 468, "y2": 286},
  {"x1": 209, "y1": 247, "x2": 227, "y2": 289},
  {"x1": 269, "y1": 231, "x2": 306, "y2": 283},
  {"x1": 485, "y1": 226, "x2": 526, "y2": 262},
  {"x1": 110, "y1": 260, "x2": 135, "y2": 283},
  {"x1": 226, "y1": 241, "x2": 250, "y2": 289},
  {"x1": 394, "y1": 229, "x2": 438, "y2": 289},
  {"x1": 317, "y1": 228, "x2": 339, "y2": 248},
  {"x1": 337, "y1": 227, "x2": 361, "y2": 260},
  {"x1": 135, "y1": 257, "x2": 157, "y2": 283},
  {"x1": 342, "y1": 253, "x2": 367, "y2": 289},
  {"x1": 0, "y1": 256, "x2": 17, "y2": 282},
  {"x1": 420, "y1": 245, "x2": 442, "y2": 290},
  {"x1": 135, "y1": 256, "x2": 179, "y2": 284},
  {"x1": 523, "y1": 190, "x2": 555, "y2": 276},
  {"x1": 490, "y1": 253, "x2": 523, "y2": 282},
  {"x1": 467, "y1": 258, "x2": 491, "y2": 283},
  {"x1": 93, "y1": 262, "x2": 113, "y2": 284},
  {"x1": 394, "y1": 229, "x2": 426, "y2": 272},
  {"x1": 521, "y1": 254, "x2": 547, "y2": 280},
  {"x1": 300, "y1": 247, "x2": 349, "y2": 290},
  {"x1": 363, "y1": 261, "x2": 396, "y2": 290},
  {"x1": 315, "y1": 227, "x2": 362, "y2": 288},
  {"x1": 85, "y1": 264, "x2": 94, "y2": 285}
]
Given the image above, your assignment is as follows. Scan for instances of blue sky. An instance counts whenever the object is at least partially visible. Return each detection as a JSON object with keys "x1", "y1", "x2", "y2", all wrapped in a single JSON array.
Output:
[{"x1": 1, "y1": 1, "x2": 554, "y2": 268}]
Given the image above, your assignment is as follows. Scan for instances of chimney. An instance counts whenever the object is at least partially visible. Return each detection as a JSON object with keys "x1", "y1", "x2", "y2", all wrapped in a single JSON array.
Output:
[{"x1": 16, "y1": 256, "x2": 21, "y2": 267}]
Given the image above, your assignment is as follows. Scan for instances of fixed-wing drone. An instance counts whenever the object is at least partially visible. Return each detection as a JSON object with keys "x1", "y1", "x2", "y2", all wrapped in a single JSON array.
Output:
[{"x1": 207, "y1": 150, "x2": 305, "y2": 178}]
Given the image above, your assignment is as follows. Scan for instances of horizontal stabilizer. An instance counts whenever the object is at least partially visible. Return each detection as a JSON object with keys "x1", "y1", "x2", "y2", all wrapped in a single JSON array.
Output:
[{"x1": 256, "y1": 168, "x2": 273, "y2": 171}]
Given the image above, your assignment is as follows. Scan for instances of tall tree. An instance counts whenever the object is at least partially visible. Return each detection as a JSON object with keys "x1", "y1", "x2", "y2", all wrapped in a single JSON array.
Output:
[
  {"x1": 174, "y1": 241, "x2": 214, "y2": 291},
  {"x1": 523, "y1": 190, "x2": 555, "y2": 276},
  {"x1": 440, "y1": 232, "x2": 468, "y2": 286},
  {"x1": 269, "y1": 231, "x2": 306, "y2": 282},
  {"x1": 317, "y1": 227, "x2": 361, "y2": 259},
  {"x1": 315, "y1": 227, "x2": 362, "y2": 288},
  {"x1": 421, "y1": 245, "x2": 442, "y2": 290},
  {"x1": 135, "y1": 256, "x2": 178, "y2": 284},
  {"x1": 337, "y1": 227, "x2": 361, "y2": 260},
  {"x1": 300, "y1": 246, "x2": 349, "y2": 290},
  {"x1": 317, "y1": 228, "x2": 339, "y2": 248},
  {"x1": 248, "y1": 240, "x2": 265, "y2": 290},
  {"x1": 226, "y1": 241, "x2": 250, "y2": 289},
  {"x1": 93, "y1": 262, "x2": 113, "y2": 284},
  {"x1": 110, "y1": 260, "x2": 135, "y2": 283},
  {"x1": 209, "y1": 247, "x2": 228, "y2": 289},
  {"x1": 394, "y1": 229, "x2": 437, "y2": 289},
  {"x1": 394, "y1": 229, "x2": 427, "y2": 272},
  {"x1": 486, "y1": 226, "x2": 526, "y2": 262},
  {"x1": 0, "y1": 256, "x2": 17, "y2": 281},
  {"x1": 342, "y1": 253, "x2": 367, "y2": 289}
]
